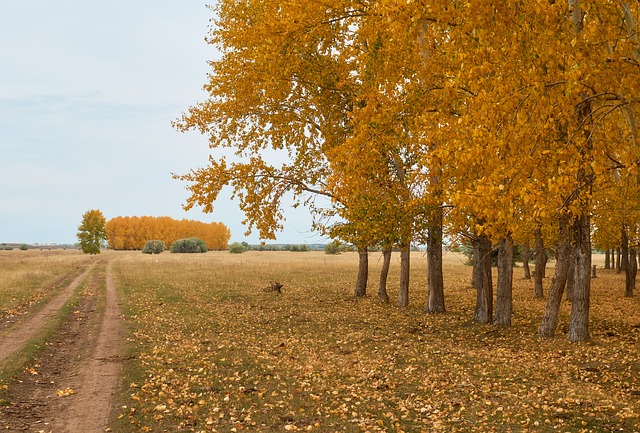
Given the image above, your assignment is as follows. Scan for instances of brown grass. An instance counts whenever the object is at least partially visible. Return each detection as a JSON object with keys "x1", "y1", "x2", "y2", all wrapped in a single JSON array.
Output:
[
  {"x1": 0, "y1": 250, "x2": 91, "y2": 322},
  {"x1": 109, "y1": 250, "x2": 639, "y2": 433}
]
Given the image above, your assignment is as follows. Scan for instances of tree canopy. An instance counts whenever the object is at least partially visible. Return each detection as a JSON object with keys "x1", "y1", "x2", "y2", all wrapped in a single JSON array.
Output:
[
  {"x1": 176, "y1": 0, "x2": 640, "y2": 341},
  {"x1": 77, "y1": 209, "x2": 107, "y2": 255}
]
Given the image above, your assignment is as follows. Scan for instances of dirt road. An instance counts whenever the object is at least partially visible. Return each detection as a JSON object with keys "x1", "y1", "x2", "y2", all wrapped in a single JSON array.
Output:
[{"x1": 0, "y1": 260, "x2": 125, "y2": 432}]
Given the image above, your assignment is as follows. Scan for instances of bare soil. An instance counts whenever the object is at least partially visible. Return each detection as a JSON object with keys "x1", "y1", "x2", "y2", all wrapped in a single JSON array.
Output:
[{"x1": 0, "y1": 261, "x2": 125, "y2": 432}]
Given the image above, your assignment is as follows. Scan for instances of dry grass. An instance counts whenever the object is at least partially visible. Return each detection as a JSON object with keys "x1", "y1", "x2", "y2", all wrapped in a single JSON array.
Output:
[
  {"x1": 107, "y1": 250, "x2": 640, "y2": 432},
  {"x1": 0, "y1": 250, "x2": 90, "y2": 321}
]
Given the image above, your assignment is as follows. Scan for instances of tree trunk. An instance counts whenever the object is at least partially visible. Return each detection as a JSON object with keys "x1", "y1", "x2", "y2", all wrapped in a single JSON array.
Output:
[
  {"x1": 616, "y1": 248, "x2": 622, "y2": 273},
  {"x1": 604, "y1": 249, "x2": 611, "y2": 269},
  {"x1": 495, "y1": 235, "x2": 513, "y2": 326},
  {"x1": 471, "y1": 242, "x2": 480, "y2": 290},
  {"x1": 539, "y1": 217, "x2": 572, "y2": 337},
  {"x1": 533, "y1": 228, "x2": 545, "y2": 298},
  {"x1": 398, "y1": 244, "x2": 410, "y2": 307},
  {"x1": 354, "y1": 247, "x2": 368, "y2": 298},
  {"x1": 626, "y1": 246, "x2": 636, "y2": 297},
  {"x1": 565, "y1": 246, "x2": 576, "y2": 301},
  {"x1": 622, "y1": 226, "x2": 630, "y2": 277},
  {"x1": 632, "y1": 249, "x2": 639, "y2": 294},
  {"x1": 378, "y1": 248, "x2": 391, "y2": 303},
  {"x1": 569, "y1": 213, "x2": 591, "y2": 342},
  {"x1": 522, "y1": 242, "x2": 532, "y2": 280},
  {"x1": 425, "y1": 207, "x2": 445, "y2": 313},
  {"x1": 473, "y1": 234, "x2": 493, "y2": 324}
]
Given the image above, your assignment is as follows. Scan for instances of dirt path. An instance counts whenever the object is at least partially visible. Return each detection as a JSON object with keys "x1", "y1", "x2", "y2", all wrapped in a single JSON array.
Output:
[
  {"x1": 0, "y1": 261, "x2": 126, "y2": 432},
  {"x1": 0, "y1": 264, "x2": 95, "y2": 365}
]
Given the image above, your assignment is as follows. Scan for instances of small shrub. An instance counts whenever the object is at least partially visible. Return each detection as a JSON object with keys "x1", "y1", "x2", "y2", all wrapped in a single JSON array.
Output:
[
  {"x1": 142, "y1": 240, "x2": 166, "y2": 254},
  {"x1": 19, "y1": 244, "x2": 29, "y2": 250},
  {"x1": 324, "y1": 241, "x2": 342, "y2": 255},
  {"x1": 170, "y1": 237, "x2": 208, "y2": 253},
  {"x1": 228, "y1": 242, "x2": 247, "y2": 254}
]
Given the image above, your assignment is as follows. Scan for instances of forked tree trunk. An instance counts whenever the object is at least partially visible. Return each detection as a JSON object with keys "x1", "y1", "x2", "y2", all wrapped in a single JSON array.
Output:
[
  {"x1": 473, "y1": 234, "x2": 493, "y2": 324},
  {"x1": 533, "y1": 229, "x2": 546, "y2": 298},
  {"x1": 426, "y1": 207, "x2": 445, "y2": 313},
  {"x1": 378, "y1": 248, "x2": 391, "y2": 303},
  {"x1": 495, "y1": 235, "x2": 513, "y2": 326},
  {"x1": 539, "y1": 217, "x2": 573, "y2": 337},
  {"x1": 398, "y1": 244, "x2": 410, "y2": 307},
  {"x1": 604, "y1": 249, "x2": 611, "y2": 269},
  {"x1": 522, "y1": 242, "x2": 532, "y2": 280},
  {"x1": 354, "y1": 247, "x2": 368, "y2": 298},
  {"x1": 626, "y1": 247, "x2": 637, "y2": 297},
  {"x1": 569, "y1": 213, "x2": 591, "y2": 342}
]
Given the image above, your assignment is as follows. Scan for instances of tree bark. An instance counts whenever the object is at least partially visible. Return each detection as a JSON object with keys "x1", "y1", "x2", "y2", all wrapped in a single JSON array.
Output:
[
  {"x1": 565, "y1": 246, "x2": 576, "y2": 301},
  {"x1": 533, "y1": 228, "x2": 545, "y2": 298},
  {"x1": 425, "y1": 207, "x2": 445, "y2": 313},
  {"x1": 539, "y1": 217, "x2": 573, "y2": 337},
  {"x1": 471, "y1": 242, "x2": 480, "y2": 290},
  {"x1": 473, "y1": 234, "x2": 493, "y2": 324},
  {"x1": 632, "y1": 249, "x2": 639, "y2": 295},
  {"x1": 398, "y1": 243, "x2": 410, "y2": 307},
  {"x1": 495, "y1": 235, "x2": 513, "y2": 326},
  {"x1": 626, "y1": 246, "x2": 636, "y2": 297},
  {"x1": 569, "y1": 213, "x2": 591, "y2": 342},
  {"x1": 378, "y1": 248, "x2": 391, "y2": 303},
  {"x1": 522, "y1": 242, "x2": 532, "y2": 280},
  {"x1": 604, "y1": 249, "x2": 611, "y2": 269},
  {"x1": 622, "y1": 226, "x2": 630, "y2": 276},
  {"x1": 354, "y1": 247, "x2": 368, "y2": 298},
  {"x1": 616, "y1": 248, "x2": 622, "y2": 273}
]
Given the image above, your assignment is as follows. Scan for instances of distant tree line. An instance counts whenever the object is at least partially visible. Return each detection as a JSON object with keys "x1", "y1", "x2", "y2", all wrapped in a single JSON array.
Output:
[{"x1": 106, "y1": 216, "x2": 230, "y2": 251}]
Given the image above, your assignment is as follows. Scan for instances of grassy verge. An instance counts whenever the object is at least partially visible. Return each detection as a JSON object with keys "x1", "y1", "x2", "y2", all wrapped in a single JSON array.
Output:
[
  {"x1": 0, "y1": 264, "x2": 104, "y2": 399},
  {"x1": 0, "y1": 250, "x2": 91, "y2": 323},
  {"x1": 111, "y1": 251, "x2": 639, "y2": 432}
]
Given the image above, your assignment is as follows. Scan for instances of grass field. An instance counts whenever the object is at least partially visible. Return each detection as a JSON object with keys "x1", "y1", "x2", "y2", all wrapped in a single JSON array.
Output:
[
  {"x1": 0, "y1": 250, "x2": 90, "y2": 322},
  {"x1": 108, "y1": 250, "x2": 639, "y2": 432}
]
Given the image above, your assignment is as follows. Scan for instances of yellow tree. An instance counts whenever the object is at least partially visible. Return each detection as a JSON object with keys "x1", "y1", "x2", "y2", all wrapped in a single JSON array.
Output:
[
  {"x1": 174, "y1": 0, "x2": 363, "y2": 240},
  {"x1": 77, "y1": 209, "x2": 106, "y2": 255}
]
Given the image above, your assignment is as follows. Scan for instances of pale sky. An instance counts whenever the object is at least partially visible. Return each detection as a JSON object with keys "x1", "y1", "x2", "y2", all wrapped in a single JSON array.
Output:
[{"x1": 0, "y1": 0, "x2": 318, "y2": 245}]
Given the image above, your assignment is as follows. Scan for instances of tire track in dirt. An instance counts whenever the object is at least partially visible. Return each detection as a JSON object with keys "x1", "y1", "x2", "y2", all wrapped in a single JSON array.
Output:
[
  {"x1": 0, "y1": 260, "x2": 126, "y2": 432},
  {"x1": 46, "y1": 262, "x2": 125, "y2": 432},
  {"x1": 0, "y1": 264, "x2": 95, "y2": 366}
]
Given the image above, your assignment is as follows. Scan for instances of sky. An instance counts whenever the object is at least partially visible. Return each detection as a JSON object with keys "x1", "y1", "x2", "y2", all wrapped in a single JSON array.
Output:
[{"x1": 0, "y1": 0, "x2": 320, "y2": 245}]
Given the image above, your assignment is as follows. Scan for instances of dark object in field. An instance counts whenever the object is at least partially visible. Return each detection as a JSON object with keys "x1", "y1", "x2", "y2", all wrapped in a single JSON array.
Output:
[{"x1": 262, "y1": 281, "x2": 283, "y2": 293}]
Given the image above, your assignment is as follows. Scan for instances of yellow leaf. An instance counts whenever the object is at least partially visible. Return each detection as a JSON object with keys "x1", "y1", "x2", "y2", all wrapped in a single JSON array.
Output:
[{"x1": 56, "y1": 387, "x2": 76, "y2": 397}]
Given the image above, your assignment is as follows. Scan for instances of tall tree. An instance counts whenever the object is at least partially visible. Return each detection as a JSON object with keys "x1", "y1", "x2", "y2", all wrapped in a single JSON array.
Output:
[{"x1": 77, "y1": 209, "x2": 106, "y2": 255}]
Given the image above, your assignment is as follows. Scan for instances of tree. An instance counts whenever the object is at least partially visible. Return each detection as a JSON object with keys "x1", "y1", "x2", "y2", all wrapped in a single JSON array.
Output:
[{"x1": 77, "y1": 209, "x2": 106, "y2": 255}]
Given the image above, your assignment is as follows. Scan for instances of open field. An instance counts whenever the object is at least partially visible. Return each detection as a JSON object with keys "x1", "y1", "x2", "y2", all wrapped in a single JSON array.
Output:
[
  {"x1": 0, "y1": 250, "x2": 91, "y2": 324},
  {"x1": 109, "y1": 250, "x2": 639, "y2": 432}
]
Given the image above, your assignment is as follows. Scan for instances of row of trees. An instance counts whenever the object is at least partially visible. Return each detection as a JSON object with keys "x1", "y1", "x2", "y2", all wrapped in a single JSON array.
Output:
[
  {"x1": 175, "y1": 0, "x2": 640, "y2": 341},
  {"x1": 105, "y1": 216, "x2": 230, "y2": 251}
]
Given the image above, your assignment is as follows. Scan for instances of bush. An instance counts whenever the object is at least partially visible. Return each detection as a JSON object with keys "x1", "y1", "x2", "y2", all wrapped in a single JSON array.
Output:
[
  {"x1": 228, "y1": 242, "x2": 247, "y2": 254},
  {"x1": 19, "y1": 244, "x2": 29, "y2": 250},
  {"x1": 170, "y1": 237, "x2": 208, "y2": 253},
  {"x1": 142, "y1": 240, "x2": 166, "y2": 254},
  {"x1": 324, "y1": 241, "x2": 342, "y2": 255}
]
